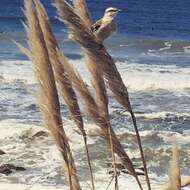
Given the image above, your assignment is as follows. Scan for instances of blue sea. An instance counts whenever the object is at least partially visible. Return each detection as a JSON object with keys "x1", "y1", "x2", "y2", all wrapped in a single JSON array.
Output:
[{"x1": 0, "y1": 0, "x2": 190, "y2": 189}]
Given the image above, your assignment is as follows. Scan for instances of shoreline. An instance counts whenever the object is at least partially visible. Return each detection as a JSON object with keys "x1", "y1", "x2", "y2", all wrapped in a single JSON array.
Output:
[{"x1": 0, "y1": 120, "x2": 189, "y2": 189}]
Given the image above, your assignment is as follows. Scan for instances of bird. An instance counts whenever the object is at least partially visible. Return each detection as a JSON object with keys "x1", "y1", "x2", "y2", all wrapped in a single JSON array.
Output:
[{"x1": 91, "y1": 7, "x2": 121, "y2": 44}]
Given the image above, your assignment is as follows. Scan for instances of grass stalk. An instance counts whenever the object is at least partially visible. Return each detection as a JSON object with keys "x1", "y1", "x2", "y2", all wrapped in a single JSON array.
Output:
[
  {"x1": 73, "y1": 0, "x2": 92, "y2": 29},
  {"x1": 73, "y1": 1, "x2": 119, "y2": 188},
  {"x1": 32, "y1": 0, "x2": 95, "y2": 189},
  {"x1": 130, "y1": 111, "x2": 151, "y2": 190},
  {"x1": 53, "y1": 0, "x2": 151, "y2": 189},
  {"x1": 22, "y1": 0, "x2": 81, "y2": 189},
  {"x1": 34, "y1": 0, "x2": 94, "y2": 190},
  {"x1": 169, "y1": 143, "x2": 181, "y2": 190},
  {"x1": 160, "y1": 143, "x2": 184, "y2": 190},
  {"x1": 58, "y1": 52, "x2": 144, "y2": 190}
]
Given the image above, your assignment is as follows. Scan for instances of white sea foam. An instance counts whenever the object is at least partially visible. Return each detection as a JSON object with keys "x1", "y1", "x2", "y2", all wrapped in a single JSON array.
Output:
[
  {"x1": 158, "y1": 42, "x2": 172, "y2": 51},
  {"x1": 1, "y1": 59, "x2": 190, "y2": 93},
  {"x1": 184, "y1": 45, "x2": 190, "y2": 54},
  {"x1": 59, "y1": 59, "x2": 184, "y2": 93},
  {"x1": 0, "y1": 60, "x2": 36, "y2": 84},
  {"x1": 148, "y1": 41, "x2": 172, "y2": 53},
  {"x1": 3, "y1": 179, "x2": 189, "y2": 190},
  {"x1": 118, "y1": 62, "x2": 190, "y2": 92},
  {"x1": 134, "y1": 111, "x2": 190, "y2": 120},
  {"x1": 0, "y1": 120, "x2": 190, "y2": 189},
  {"x1": 0, "y1": 178, "x2": 159, "y2": 190}
]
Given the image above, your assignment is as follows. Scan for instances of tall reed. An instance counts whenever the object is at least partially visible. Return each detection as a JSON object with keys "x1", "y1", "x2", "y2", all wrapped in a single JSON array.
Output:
[
  {"x1": 160, "y1": 143, "x2": 183, "y2": 190},
  {"x1": 58, "y1": 51, "x2": 144, "y2": 190},
  {"x1": 23, "y1": 0, "x2": 81, "y2": 189},
  {"x1": 73, "y1": 0, "x2": 92, "y2": 28},
  {"x1": 84, "y1": 50, "x2": 119, "y2": 190},
  {"x1": 169, "y1": 143, "x2": 181, "y2": 190},
  {"x1": 181, "y1": 177, "x2": 190, "y2": 188},
  {"x1": 73, "y1": 1, "x2": 119, "y2": 189},
  {"x1": 32, "y1": 1, "x2": 95, "y2": 189},
  {"x1": 54, "y1": 0, "x2": 148, "y2": 189}
]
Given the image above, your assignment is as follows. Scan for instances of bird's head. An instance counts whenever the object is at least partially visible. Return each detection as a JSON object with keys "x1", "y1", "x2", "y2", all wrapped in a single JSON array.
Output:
[{"x1": 104, "y1": 7, "x2": 121, "y2": 18}]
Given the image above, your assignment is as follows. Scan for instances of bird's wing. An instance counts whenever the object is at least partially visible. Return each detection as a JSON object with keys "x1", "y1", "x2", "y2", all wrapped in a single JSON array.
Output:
[{"x1": 91, "y1": 19, "x2": 102, "y2": 32}]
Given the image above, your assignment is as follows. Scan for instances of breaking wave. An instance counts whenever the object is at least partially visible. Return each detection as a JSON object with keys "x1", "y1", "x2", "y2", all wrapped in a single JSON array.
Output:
[{"x1": 1, "y1": 59, "x2": 190, "y2": 93}]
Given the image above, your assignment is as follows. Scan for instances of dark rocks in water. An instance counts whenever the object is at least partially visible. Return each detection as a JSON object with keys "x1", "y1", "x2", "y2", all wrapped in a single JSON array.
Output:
[
  {"x1": 0, "y1": 150, "x2": 6, "y2": 155},
  {"x1": 108, "y1": 169, "x2": 145, "y2": 176},
  {"x1": 0, "y1": 164, "x2": 26, "y2": 175},
  {"x1": 0, "y1": 165, "x2": 12, "y2": 175},
  {"x1": 19, "y1": 130, "x2": 49, "y2": 142},
  {"x1": 107, "y1": 163, "x2": 125, "y2": 170},
  {"x1": 107, "y1": 162, "x2": 145, "y2": 176},
  {"x1": 32, "y1": 131, "x2": 49, "y2": 138}
]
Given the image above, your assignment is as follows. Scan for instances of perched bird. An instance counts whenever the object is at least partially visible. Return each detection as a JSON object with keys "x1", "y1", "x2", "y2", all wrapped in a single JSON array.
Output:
[{"x1": 91, "y1": 7, "x2": 121, "y2": 43}]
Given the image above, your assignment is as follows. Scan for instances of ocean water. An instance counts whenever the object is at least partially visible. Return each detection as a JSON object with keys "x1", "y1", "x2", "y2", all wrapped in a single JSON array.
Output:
[{"x1": 0, "y1": 0, "x2": 190, "y2": 189}]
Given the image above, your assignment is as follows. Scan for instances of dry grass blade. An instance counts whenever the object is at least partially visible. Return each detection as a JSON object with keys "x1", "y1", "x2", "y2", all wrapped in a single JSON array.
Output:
[
  {"x1": 54, "y1": 0, "x2": 148, "y2": 189},
  {"x1": 181, "y1": 176, "x2": 190, "y2": 187},
  {"x1": 84, "y1": 56, "x2": 107, "y2": 190},
  {"x1": 74, "y1": 1, "x2": 119, "y2": 188},
  {"x1": 14, "y1": 41, "x2": 32, "y2": 58},
  {"x1": 169, "y1": 143, "x2": 181, "y2": 190},
  {"x1": 73, "y1": 0, "x2": 92, "y2": 29},
  {"x1": 53, "y1": 0, "x2": 131, "y2": 113},
  {"x1": 32, "y1": 1, "x2": 95, "y2": 189},
  {"x1": 23, "y1": 0, "x2": 81, "y2": 189},
  {"x1": 56, "y1": 1, "x2": 151, "y2": 189},
  {"x1": 84, "y1": 55, "x2": 109, "y2": 119},
  {"x1": 58, "y1": 52, "x2": 144, "y2": 190},
  {"x1": 33, "y1": 0, "x2": 83, "y2": 141},
  {"x1": 84, "y1": 56, "x2": 118, "y2": 190},
  {"x1": 159, "y1": 143, "x2": 183, "y2": 190},
  {"x1": 160, "y1": 176, "x2": 190, "y2": 190},
  {"x1": 130, "y1": 111, "x2": 151, "y2": 190},
  {"x1": 54, "y1": 0, "x2": 98, "y2": 48}
]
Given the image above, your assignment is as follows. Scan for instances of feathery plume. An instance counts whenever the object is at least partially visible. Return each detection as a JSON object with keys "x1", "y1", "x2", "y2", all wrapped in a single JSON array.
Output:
[
  {"x1": 32, "y1": 1, "x2": 95, "y2": 189},
  {"x1": 169, "y1": 142, "x2": 181, "y2": 190},
  {"x1": 181, "y1": 176, "x2": 190, "y2": 187},
  {"x1": 54, "y1": 0, "x2": 149, "y2": 189},
  {"x1": 58, "y1": 52, "x2": 144, "y2": 190},
  {"x1": 159, "y1": 142, "x2": 182, "y2": 190},
  {"x1": 74, "y1": 2, "x2": 119, "y2": 188},
  {"x1": 23, "y1": 0, "x2": 81, "y2": 189},
  {"x1": 73, "y1": 0, "x2": 92, "y2": 29},
  {"x1": 14, "y1": 41, "x2": 32, "y2": 58},
  {"x1": 160, "y1": 176, "x2": 190, "y2": 190},
  {"x1": 33, "y1": 0, "x2": 83, "y2": 141},
  {"x1": 84, "y1": 53, "x2": 119, "y2": 190}
]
